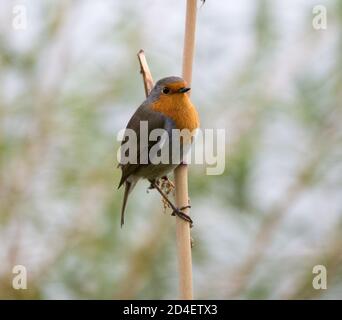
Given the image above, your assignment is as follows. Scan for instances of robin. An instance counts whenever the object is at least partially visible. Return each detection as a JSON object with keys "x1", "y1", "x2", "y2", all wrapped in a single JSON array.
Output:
[{"x1": 118, "y1": 76, "x2": 200, "y2": 227}]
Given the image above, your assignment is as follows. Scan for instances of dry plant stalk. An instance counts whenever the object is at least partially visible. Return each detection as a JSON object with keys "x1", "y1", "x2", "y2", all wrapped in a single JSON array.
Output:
[
  {"x1": 174, "y1": 0, "x2": 198, "y2": 300},
  {"x1": 137, "y1": 49, "x2": 154, "y2": 95}
]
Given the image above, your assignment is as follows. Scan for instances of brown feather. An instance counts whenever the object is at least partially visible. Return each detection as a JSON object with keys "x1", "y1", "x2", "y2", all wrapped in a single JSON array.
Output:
[{"x1": 118, "y1": 102, "x2": 176, "y2": 188}]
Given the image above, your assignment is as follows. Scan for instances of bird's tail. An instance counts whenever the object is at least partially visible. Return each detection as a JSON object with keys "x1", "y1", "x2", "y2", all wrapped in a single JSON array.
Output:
[{"x1": 120, "y1": 179, "x2": 137, "y2": 227}]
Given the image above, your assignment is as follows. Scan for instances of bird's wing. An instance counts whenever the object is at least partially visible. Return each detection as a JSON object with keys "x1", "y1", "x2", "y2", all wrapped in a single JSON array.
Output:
[{"x1": 118, "y1": 103, "x2": 176, "y2": 188}]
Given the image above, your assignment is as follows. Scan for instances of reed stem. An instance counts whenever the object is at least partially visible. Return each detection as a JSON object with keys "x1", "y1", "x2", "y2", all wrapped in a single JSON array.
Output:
[{"x1": 174, "y1": 0, "x2": 198, "y2": 300}]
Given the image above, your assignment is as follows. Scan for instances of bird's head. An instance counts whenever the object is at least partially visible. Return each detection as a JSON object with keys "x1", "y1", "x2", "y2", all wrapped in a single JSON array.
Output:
[{"x1": 149, "y1": 76, "x2": 191, "y2": 102}]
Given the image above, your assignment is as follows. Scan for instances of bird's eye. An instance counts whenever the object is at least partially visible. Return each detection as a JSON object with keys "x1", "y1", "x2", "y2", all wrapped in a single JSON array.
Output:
[{"x1": 162, "y1": 87, "x2": 170, "y2": 94}]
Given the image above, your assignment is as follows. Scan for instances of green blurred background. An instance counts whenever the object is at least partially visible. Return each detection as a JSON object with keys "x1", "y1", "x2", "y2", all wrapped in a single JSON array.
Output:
[{"x1": 0, "y1": 0, "x2": 341, "y2": 299}]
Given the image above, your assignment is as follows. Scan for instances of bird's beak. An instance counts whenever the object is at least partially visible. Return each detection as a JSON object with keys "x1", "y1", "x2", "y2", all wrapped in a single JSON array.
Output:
[{"x1": 178, "y1": 87, "x2": 191, "y2": 93}]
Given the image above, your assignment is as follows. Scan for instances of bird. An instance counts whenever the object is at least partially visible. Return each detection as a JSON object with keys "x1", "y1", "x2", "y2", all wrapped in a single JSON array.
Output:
[{"x1": 118, "y1": 76, "x2": 200, "y2": 227}]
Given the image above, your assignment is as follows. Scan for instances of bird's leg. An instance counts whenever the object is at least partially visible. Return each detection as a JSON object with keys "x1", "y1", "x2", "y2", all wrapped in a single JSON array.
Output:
[
  {"x1": 149, "y1": 179, "x2": 193, "y2": 227},
  {"x1": 147, "y1": 178, "x2": 161, "y2": 192},
  {"x1": 148, "y1": 181, "x2": 156, "y2": 190}
]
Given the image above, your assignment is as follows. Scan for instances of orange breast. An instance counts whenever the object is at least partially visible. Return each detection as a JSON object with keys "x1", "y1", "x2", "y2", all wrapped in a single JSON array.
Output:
[{"x1": 151, "y1": 94, "x2": 200, "y2": 132}]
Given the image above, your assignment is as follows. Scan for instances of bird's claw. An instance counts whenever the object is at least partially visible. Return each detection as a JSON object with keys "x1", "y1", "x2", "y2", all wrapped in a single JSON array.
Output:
[{"x1": 171, "y1": 206, "x2": 193, "y2": 227}]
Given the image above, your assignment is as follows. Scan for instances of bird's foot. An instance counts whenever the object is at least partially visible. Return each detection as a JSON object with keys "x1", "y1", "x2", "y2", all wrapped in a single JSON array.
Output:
[{"x1": 171, "y1": 205, "x2": 193, "y2": 227}]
